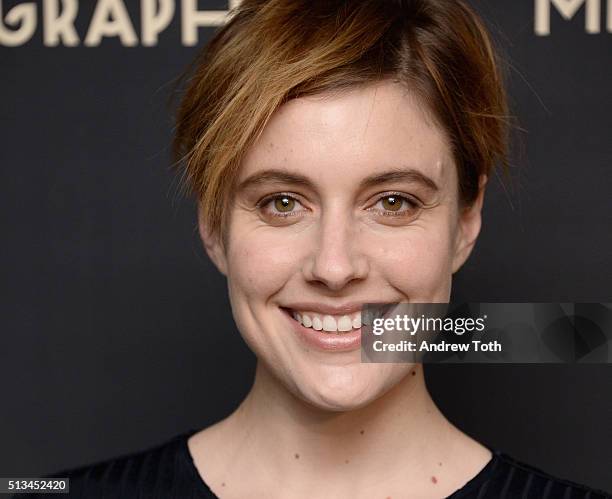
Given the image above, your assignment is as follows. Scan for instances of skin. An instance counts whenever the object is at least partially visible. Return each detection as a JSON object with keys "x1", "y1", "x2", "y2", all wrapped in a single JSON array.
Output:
[{"x1": 190, "y1": 80, "x2": 491, "y2": 498}]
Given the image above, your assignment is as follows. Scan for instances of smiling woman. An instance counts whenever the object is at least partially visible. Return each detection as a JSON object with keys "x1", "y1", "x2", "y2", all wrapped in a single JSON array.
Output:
[
  {"x1": 17, "y1": 1, "x2": 611, "y2": 498},
  {"x1": 204, "y1": 83, "x2": 464, "y2": 409}
]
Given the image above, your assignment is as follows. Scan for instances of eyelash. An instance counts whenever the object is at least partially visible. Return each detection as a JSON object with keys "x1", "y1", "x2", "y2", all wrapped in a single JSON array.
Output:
[
  {"x1": 368, "y1": 191, "x2": 422, "y2": 217},
  {"x1": 256, "y1": 192, "x2": 307, "y2": 218},
  {"x1": 256, "y1": 192, "x2": 422, "y2": 219}
]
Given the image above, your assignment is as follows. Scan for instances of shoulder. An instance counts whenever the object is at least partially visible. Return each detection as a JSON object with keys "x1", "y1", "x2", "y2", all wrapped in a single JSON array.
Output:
[
  {"x1": 451, "y1": 449, "x2": 612, "y2": 498},
  {"x1": 13, "y1": 430, "x2": 206, "y2": 499}
]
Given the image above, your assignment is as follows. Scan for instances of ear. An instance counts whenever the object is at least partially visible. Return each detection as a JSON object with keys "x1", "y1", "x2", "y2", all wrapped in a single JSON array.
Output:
[
  {"x1": 451, "y1": 175, "x2": 487, "y2": 274},
  {"x1": 197, "y1": 203, "x2": 228, "y2": 276}
]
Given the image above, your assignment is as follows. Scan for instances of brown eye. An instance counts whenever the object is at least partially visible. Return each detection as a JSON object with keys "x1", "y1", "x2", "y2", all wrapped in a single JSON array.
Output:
[
  {"x1": 274, "y1": 196, "x2": 295, "y2": 212},
  {"x1": 370, "y1": 193, "x2": 421, "y2": 221},
  {"x1": 381, "y1": 195, "x2": 403, "y2": 211},
  {"x1": 258, "y1": 193, "x2": 307, "y2": 222}
]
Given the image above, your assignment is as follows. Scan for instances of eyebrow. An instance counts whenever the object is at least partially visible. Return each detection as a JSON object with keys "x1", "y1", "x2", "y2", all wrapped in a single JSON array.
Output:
[{"x1": 237, "y1": 167, "x2": 440, "y2": 193}]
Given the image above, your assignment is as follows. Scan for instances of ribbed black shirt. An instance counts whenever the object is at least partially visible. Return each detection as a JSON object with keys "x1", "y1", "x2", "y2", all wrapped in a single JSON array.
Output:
[{"x1": 17, "y1": 429, "x2": 612, "y2": 498}]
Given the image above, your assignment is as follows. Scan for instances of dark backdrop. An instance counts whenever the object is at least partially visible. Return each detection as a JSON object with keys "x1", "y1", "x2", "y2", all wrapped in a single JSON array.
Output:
[{"x1": 1, "y1": 0, "x2": 611, "y2": 492}]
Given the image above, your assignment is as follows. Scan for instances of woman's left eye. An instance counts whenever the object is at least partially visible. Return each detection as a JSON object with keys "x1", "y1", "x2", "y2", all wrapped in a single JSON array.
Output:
[{"x1": 370, "y1": 193, "x2": 420, "y2": 216}]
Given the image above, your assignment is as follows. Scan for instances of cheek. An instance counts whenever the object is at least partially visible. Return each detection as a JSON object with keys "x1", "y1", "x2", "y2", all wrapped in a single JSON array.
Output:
[
  {"x1": 223, "y1": 226, "x2": 303, "y2": 359},
  {"x1": 368, "y1": 219, "x2": 456, "y2": 300},
  {"x1": 226, "y1": 226, "x2": 302, "y2": 300}
]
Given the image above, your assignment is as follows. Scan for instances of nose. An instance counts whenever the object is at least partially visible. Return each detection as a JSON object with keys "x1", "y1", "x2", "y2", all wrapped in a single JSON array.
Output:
[{"x1": 302, "y1": 210, "x2": 369, "y2": 291}]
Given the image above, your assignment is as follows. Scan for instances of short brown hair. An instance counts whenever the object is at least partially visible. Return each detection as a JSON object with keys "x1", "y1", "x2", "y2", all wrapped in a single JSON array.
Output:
[{"x1": 173, "y1": 0, "x2": 510, "y2": 241}]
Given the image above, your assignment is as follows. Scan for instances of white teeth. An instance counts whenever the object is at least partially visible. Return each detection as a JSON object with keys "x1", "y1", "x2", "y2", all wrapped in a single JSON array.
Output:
[
  {"x1": 291, "y1": 309, "x2": 363, "y2": 333},
  {"x1": 338, "y1": 315, "x2": 352, "y2": 331},
  {"x1": 322, "y1": 315, "x2": 337, "y2": 332}
]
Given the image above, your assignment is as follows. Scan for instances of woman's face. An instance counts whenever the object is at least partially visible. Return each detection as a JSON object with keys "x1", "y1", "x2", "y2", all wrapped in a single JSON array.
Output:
[{"x1": 201, "y1": 80, "x2": 484, "y2": 411}]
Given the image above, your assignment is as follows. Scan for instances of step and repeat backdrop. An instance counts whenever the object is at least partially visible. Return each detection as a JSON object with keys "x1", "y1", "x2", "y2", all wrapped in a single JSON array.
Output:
[{"x1": 1, "y1": 0, "x2": 611, "y2": 491}]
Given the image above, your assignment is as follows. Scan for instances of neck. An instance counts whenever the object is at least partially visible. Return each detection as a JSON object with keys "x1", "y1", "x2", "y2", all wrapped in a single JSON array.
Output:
[{"x1": 221, "y1": 362, "x2": 463, "y2": 489}]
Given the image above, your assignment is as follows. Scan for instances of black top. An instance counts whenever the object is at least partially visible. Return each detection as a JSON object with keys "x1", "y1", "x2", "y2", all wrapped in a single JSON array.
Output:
[{"x1": 17, "y1": 428, "x2": 612, "y2": 498}]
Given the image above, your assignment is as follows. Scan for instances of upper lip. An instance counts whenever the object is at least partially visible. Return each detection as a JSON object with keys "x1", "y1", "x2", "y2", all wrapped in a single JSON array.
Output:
[{"x1": 282, "y1": 301, "x2": 378, "y2": 316}]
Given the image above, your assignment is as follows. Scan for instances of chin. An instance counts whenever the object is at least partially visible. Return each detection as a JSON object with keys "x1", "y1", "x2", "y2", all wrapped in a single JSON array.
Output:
[{"x1": 295, "y1": 363, "x2": 406, "y2": 412}]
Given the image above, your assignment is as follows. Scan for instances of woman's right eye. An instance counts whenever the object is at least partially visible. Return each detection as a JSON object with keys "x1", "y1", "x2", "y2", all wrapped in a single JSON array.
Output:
[{"x1": 258, "y1": 194, "x2": 307, "y2": 219}]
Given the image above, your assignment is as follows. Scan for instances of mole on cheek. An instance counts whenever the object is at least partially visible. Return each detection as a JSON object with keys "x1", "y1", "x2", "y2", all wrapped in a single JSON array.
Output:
[
  {"x1": 431, "y1": 476, "x2": 438, "y2": 484},
  {"x1": 360, "y1": 429, "x2": 365, "y2": 435},
  {"x1": 295, "y1": 453, "x2": 300, "y2": 459},
  {"x1": 221, "y1": 482, "x2": 226, "y2": 487},
  {"x1": 345, "y1": 459, "x2": 350, "y2": 464}
]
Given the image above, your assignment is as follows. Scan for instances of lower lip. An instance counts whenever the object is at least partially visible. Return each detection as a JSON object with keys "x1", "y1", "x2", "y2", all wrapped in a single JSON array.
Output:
[{"x1": 282, "y1": 308, "x2": 363, "y2": 352}]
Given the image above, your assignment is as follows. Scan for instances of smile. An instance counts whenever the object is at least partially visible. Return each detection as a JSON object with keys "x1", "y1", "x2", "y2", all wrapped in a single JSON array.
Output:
[
  {"x1": 282, "y1": 306, "x2": 363, "y2": 352},
  {"x1": 287, "y1": 309, "x2": 362, "y2": 333}
]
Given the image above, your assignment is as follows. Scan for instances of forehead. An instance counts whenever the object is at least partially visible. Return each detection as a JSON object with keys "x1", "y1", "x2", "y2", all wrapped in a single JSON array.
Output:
[{"x1": 239, "y1": 80, "x2": 454, "y2": 189}]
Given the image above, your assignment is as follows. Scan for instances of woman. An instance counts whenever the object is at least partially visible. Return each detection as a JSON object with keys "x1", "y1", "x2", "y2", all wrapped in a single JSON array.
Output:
[{"x1": 21, "y1": 0, "x2": 611, "y2": 497}]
